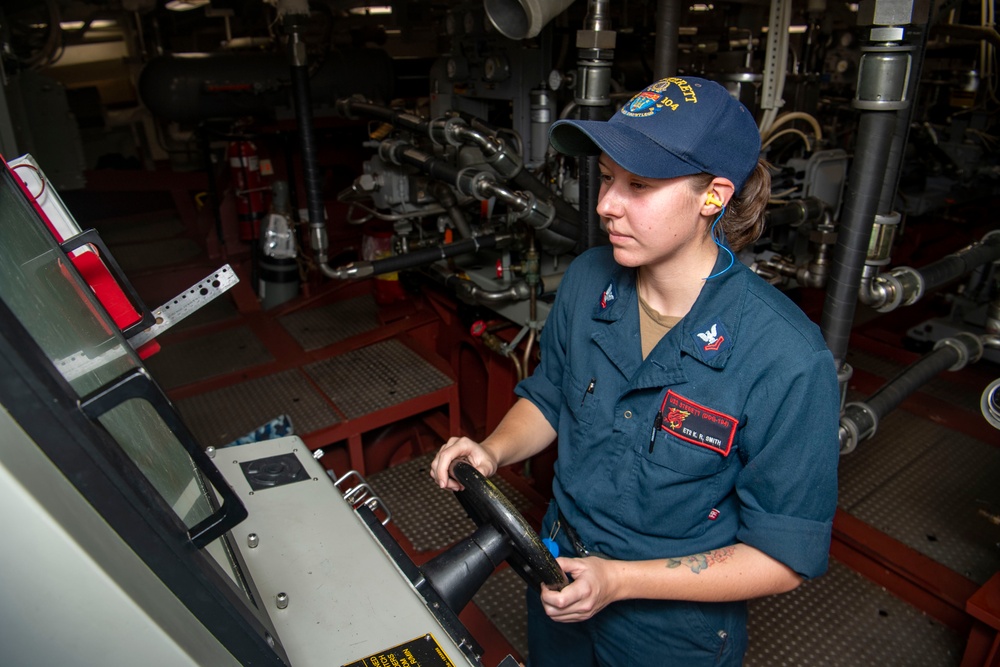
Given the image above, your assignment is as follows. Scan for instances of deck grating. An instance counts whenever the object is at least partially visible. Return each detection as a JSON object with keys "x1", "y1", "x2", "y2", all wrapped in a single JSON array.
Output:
[
  {"x1": 176, "y1": 368, "x2": 340, "y2": 448},
  {"x1": 146, "y1": 324, "x2": 273, "y2": 390},
  {"x1": 305, "y1": 339, "x2": 453, "y2": 420},
  {"x1": 745, "y1": 560, "x2": 964, "y2": 666},
  {"x1": 366, "y1": 452, "x2": 531, "y2": 553},
  {"x1": 279, "y1": 295, "x2": 381, "y2": 351}
]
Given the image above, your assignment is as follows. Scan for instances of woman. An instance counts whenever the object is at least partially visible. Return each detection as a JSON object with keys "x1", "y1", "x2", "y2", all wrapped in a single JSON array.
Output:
[{"x1": 430, "y1": 76, "x2": 840, "y2": 666}]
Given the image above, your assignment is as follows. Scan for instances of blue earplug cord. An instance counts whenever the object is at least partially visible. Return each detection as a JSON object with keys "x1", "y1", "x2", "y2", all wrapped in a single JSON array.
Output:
[{"x1": 704, "y1": 207, "x2": 734, "y2": 281}]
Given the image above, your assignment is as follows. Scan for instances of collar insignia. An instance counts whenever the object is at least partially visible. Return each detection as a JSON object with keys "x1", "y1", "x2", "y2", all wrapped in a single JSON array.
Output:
[
  {"x1": 600, "y1": 281, "x2": 616, "y2": 309},
  {"x1": 692, "y1": 319, "x2": 730, "y2": 360}
]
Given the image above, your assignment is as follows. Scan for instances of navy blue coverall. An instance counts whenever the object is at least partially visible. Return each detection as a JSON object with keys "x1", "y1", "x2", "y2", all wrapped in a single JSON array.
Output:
[{"x1": 515, "y1": 246, "x2": 840, "y2": 666}]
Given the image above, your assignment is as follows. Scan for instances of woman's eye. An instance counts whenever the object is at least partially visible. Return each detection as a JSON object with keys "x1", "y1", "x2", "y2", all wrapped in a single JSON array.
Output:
[
  {"x1": 630, "y1": 181, "x2": 648, "y2": 191},
  {"x1": 599, "y1": 173, "x2": 613, "y2": 184}
]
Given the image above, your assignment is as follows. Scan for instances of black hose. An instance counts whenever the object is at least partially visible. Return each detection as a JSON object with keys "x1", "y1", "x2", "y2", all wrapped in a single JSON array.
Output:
[
  {"x1": 866, "y1": 344, "x2": 959, "y2": 418},
  {"x1": 820, "y1": 111, "x2": 898, "y2": 367},
  {"x1": 368, "y1": 235, "x2": 499, "y2": 275},
  {"x1": 920, "y1": 235, "x2": 1000, "y2": 292},
  {"x1": 843, "y1": 334, "x2": 978, "y2": 441},
  {"x1": 654, "y1": 0, "x2": 683, "y2": 78},
  {"x1": 342, "y1": 98, "x2": 579, "y2": 240},
  {"x1": 577, "y1": 105, "x2": 608, "y2": 252},
  {"x1": 510, "y1": 169, "x2": 580, "y2": 229},
  {"x1": 289, "y1": 53, "x2": 327, "y2": 245},
  {"x1": 579, "y1": 155, "x2": 602, "y2": 251},
  {"x1": 390, "y1": 143, "x2": 580, "y2": 242}
]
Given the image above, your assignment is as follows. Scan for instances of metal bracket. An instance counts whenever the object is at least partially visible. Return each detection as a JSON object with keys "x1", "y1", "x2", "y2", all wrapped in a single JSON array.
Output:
[{"x1": 128, "y1": 264, "x2": 239, "y2": 349}]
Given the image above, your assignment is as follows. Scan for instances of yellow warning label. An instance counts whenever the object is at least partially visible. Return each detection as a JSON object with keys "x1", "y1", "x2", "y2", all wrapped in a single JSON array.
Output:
[{"x1": 341, "y1": 634, "x2": 455, "y2": 667}]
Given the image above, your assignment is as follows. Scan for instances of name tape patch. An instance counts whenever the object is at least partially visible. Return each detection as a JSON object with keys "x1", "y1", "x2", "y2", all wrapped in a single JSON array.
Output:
[{"x1": 659, "y1": 390, "x2": 738, "y2": 456}]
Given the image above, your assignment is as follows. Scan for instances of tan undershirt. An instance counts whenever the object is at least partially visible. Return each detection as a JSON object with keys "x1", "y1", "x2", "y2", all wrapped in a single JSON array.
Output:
[{"x1": 637, "y1": 282, "x2": 682, "y2": 359}]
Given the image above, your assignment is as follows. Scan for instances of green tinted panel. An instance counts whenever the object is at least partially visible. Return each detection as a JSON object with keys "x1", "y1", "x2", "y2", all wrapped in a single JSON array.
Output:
[{"x1": 0, "y1": 166, "x2": 213, "y2": 530}]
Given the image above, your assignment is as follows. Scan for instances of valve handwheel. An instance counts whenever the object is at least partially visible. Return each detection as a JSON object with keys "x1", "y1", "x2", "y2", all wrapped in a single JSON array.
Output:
[{"x1": 450, "y1": 459, "x2": 568, "y2": 591}]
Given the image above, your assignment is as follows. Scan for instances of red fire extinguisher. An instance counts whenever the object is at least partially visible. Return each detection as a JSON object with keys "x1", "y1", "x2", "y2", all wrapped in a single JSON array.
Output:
[{"x1": 228, "y1": 139, "x2": 265, "y2": 241}]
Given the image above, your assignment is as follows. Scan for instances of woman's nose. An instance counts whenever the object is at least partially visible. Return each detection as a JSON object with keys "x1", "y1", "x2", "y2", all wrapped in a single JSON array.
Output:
[{"x1": 596, "y1": 184, "x2": 622, "y2": 219}]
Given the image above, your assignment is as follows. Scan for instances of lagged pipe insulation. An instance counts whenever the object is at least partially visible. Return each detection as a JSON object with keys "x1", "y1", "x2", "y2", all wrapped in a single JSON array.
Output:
[
  {"x1": 839, "y1": 332, "x2": 984, "y2": 453},
  {"x1": 324, "y1": 234, "x2": 504, "y2": 280},
  {"x1": 860, "y1": 230, "x2": 1000, "y2": 312}
]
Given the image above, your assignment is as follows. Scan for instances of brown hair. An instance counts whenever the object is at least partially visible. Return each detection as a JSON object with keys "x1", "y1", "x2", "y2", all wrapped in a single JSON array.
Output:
[{"x1": 690, "y1": 160, "x2": 771, "y2": 252}]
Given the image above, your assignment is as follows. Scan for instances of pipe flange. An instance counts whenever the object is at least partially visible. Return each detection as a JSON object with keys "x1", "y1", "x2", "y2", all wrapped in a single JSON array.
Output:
[
  {"x1": 981, "y1": 378, "x2": 1000, "y2": 430},
  {"x1": 981, "y1": 334, "x2": 1000, "y2": 351},
  {"x1": 873, "y1": 273, "x2": 904, "y2": 313},
  {"x1": 889, "y1": 266, "x2": 924, "y2": 306},
  {"x1": 844, "y1": 401, "x2": 878, "y2": 441},
  {"x1": 933, "y1": 333, "x2": 982, "y2": 371},
  {"x1": 456, "y1": 168, "x2": 493, "y2": 200},
  {"x1": 957, "y1": 331, "x2": 985, "y2": 364},
  {"x1": 440, "y1": 116, "x2": 468, "y2": 149},
  {"x1": 838, "y1": 422, "x2": 859, "y2": 455}
]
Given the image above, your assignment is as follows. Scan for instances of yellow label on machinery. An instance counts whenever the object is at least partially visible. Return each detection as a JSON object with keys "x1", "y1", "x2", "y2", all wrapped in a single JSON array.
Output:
[{"x1": 341, "y1": 634, "x2": 455, "y2": 667}]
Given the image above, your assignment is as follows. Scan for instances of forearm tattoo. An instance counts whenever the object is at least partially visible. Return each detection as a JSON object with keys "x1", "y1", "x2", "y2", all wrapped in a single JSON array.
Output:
[{"x1": 665, "y1": 546, "x2": 737, "y2": 574}]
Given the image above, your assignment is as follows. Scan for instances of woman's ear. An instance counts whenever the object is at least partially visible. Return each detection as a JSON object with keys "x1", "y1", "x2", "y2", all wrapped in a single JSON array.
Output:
[{"x1": 702, "y1": 177, "x2": 736, "y2": 213}]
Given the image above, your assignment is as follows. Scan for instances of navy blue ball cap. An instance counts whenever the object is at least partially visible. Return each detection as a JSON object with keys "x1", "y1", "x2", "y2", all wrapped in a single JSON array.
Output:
[{"x1": 549, "y1": 76, "x2": 761, "y2": 192}]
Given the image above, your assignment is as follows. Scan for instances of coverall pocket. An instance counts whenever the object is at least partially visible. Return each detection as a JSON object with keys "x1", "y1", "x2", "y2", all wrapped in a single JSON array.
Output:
[
  {"x1": 643, "y1": 428, "x2": 730, "y2": 477},
  {"x1": 563, "y1": 368, "x2": 600, "y2": 425},
  {"x1": 628, "y1": 431, "x2": 731, "y2": 539}
]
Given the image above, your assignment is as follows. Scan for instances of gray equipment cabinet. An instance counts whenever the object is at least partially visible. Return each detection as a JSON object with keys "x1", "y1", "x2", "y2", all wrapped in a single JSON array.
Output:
[{"x1": 0, "y1": 156, "x2": 508, "y2": 667}]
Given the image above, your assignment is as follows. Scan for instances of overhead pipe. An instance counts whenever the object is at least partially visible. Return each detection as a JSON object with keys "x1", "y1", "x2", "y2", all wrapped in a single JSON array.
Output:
[
  {"x1": 483, "y1": 0, "x2": 577, "y2": 40},
  {"x1": 839, "y1": 333, "x2": 984, "y2": 453}
]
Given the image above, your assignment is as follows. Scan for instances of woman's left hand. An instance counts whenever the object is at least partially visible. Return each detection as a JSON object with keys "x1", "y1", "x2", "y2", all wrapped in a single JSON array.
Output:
[{"x1": 539, "y1": 557, "x2": 622, "y2": 623}]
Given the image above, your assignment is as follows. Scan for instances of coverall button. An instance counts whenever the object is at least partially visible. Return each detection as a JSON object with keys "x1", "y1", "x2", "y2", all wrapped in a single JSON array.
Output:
[{"x1": 624, "y1": 410, "x2": 633, "y2": 419}]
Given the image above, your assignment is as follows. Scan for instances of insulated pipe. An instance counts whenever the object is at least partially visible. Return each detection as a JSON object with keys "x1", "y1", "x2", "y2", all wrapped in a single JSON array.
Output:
[
  {"x1": 574, "y1": 0, "x2": 616, "y2": 250},
  {"x1": 821, "y1": 2, "x2": 926, "y2": 368},
  {"x1": 918, "y1": 233, "x2": 1000, "y2": 293},
  {"x1": 820, "y1": 111, "x2": 898, "y2": 367},
  {"x1": 863, "y1": 231, "x2": 1000, "y2": 312},
  {"x1": 326, "y1": 234, "x2": 503, "y2": 279},
  {"x1": 653, "y1": 0, "x2": 683, "y2": 78},
  {"x1": 283, "y1": 17, "x2": 330, "y2": 273},
  {"x1": 878, "y1": 26, "x2": 929, "y2": 212},
  {"x1": 839, "y1": 332, "x2": 984, "y2": 453},
  {"x1": 579, "y1": 151, "x2": 604, "y2": 252}
]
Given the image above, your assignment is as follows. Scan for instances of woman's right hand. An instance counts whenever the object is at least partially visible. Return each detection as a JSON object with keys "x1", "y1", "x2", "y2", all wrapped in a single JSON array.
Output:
[{"x1": 429, "y1": 436, "x2": 499, "y2": 492}]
